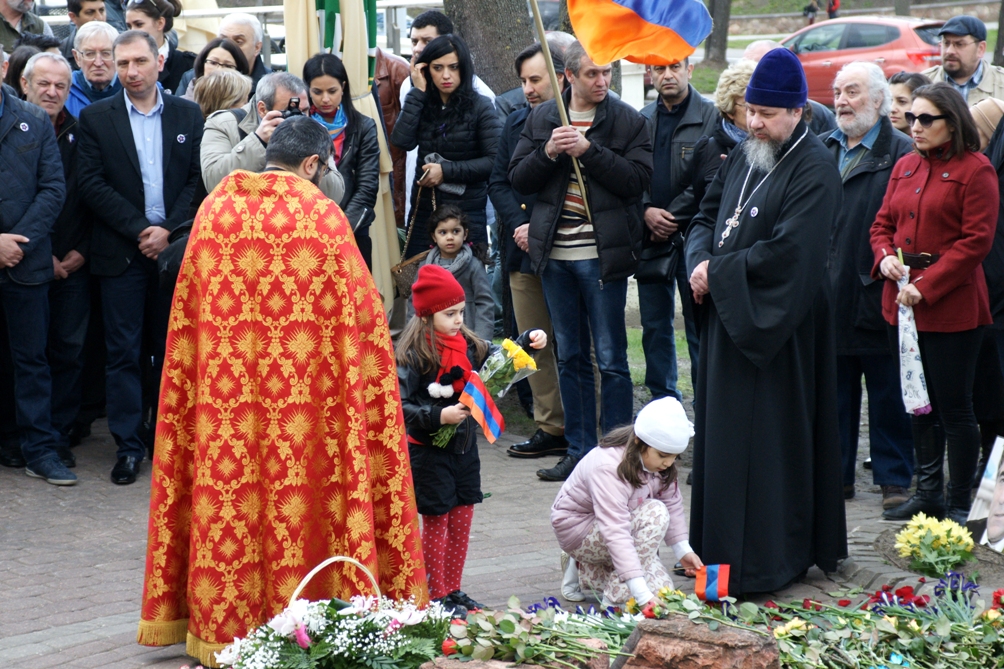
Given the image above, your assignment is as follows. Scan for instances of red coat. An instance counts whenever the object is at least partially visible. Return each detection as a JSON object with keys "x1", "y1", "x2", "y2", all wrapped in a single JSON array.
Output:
[{"x1": 870, "y1": 148, "x2": 998, "y2": 332}]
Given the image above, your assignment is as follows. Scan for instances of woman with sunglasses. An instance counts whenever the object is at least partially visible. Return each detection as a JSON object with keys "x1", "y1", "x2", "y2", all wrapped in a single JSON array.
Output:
[
  {"x1": 181, "y1": 37, "x2": 249, "y2": 101},
  {"x1": 871, "y1": 82, "x2": 999, "y2": 524},
  {"x1": 125, "y1": 0, "x2": 195, "y2": 96}
]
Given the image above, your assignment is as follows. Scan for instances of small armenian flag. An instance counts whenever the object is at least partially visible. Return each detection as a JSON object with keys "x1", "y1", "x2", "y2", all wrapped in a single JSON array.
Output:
[
  {"x1": 695, "y1": 564, "x2": 730, "y2": 602},
  {"x1": 459, "y1": 373, "x2": 505, "y2": 444}
]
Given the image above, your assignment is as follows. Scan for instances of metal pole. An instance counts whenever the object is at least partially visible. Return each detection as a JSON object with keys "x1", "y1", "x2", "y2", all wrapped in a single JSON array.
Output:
[{"x1": 527, "y1": 0, "x2": 592, "y2": 222}]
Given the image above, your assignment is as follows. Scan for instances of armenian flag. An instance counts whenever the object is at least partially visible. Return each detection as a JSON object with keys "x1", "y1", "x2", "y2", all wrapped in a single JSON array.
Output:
[
  {"x1": 460, "y1": 373, "x2": 505, "y2": 444},
  {"x1": 694, "y1": 564, "x2": 730, "y2": 602},
  {"x1": 567, "y1": 0, "x2": 713, "y2": 66}
]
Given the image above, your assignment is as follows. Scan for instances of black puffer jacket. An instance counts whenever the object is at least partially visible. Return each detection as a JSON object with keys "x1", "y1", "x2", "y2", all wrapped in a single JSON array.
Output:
[
  {"x1": 507, "y1": 90, "x2": 652, "y2": 283},
  {"x1": 391, "y1": 88, "x2": 501, "y2": 257}
]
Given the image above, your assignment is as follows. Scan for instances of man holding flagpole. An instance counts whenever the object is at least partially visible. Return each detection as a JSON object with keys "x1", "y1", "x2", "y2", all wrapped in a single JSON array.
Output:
[
  {"x1": 508, "y1": 40, "x2": 652, "y2": 482},
  {"x1": 685, "y1": 49, "x2": 847, "y2": 595}
]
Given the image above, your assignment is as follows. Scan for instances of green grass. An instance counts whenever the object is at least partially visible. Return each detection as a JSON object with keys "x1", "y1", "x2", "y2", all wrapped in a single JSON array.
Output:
[{"x1": 691, "y1": 61, "x2": 728, "y2": 96}]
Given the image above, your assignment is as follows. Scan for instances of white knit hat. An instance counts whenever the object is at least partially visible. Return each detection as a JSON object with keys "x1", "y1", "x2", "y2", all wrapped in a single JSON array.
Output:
[{"x1": 634, "y1": 397, "x2": 694, "y2": 455}]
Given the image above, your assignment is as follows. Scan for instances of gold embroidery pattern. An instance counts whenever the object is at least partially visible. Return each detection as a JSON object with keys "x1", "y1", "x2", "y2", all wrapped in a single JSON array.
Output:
[{"x1": 138, "y1": 172, "x2": 428, "y2": 666}]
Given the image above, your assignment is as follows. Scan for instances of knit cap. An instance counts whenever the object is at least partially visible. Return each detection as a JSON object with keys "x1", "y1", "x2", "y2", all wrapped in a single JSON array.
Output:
[
  {"x1": 635, "y1": 397, "x2": 694, "y2": 455},
  {"x1": 746, "y1": 48, "x2": 807, "y2": 109},
  {"x1": 411, "y1": 264, "x2": 466, "y2": 317}
]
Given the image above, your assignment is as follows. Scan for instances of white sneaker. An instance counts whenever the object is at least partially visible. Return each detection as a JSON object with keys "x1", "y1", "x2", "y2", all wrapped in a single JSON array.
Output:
[{"x1": 560, "y1": 552, "x2": 585, "y2": 602}]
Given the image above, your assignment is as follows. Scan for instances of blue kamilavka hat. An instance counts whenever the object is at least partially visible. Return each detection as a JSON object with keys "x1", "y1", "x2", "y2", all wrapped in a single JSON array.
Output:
[{"x1": 746, "y1": 48, "x2": 808, "y2": 109}]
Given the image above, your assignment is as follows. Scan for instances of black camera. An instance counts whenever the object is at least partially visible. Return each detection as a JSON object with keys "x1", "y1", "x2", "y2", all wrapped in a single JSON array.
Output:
[{"x1": 281, "y1": 97, "x2": 303, "y2": 119}]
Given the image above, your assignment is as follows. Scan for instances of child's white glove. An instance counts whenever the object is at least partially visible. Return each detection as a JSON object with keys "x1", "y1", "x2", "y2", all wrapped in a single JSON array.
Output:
[{"x1": 627, "y1": 577, "x2": 654, "y2": 605}]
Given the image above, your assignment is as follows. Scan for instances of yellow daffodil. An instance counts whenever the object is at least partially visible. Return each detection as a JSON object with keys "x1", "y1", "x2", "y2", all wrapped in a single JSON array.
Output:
[{"x1": 986, "y1": 609, "x2": 1001, "y2": 622}]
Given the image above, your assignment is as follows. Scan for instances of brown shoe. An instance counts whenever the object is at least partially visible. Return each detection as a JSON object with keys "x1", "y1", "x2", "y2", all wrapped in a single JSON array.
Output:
[{"x1": 882, "y1": 485, "x2": 911, "y2": 510}]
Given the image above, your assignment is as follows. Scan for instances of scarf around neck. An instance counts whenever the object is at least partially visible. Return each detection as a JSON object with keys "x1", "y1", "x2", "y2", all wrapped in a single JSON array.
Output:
[
  {"x1": 426, "y1": 243, "x2": 472, "y2": 276},
  {"x1": 312, "y1": 106, "x2": 348, "y2": 165},
  {"x1": 425, "y1": 330, "x2": 472, "y2": 398}
]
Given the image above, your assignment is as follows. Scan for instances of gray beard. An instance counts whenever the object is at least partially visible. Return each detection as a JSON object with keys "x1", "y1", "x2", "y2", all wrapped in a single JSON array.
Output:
[
  {"x1": 837, "y1": 109, "x2": 879, "y2": 140},
  {"x1": 742, "y1": 136, "x2": 783, "y2": 172}
]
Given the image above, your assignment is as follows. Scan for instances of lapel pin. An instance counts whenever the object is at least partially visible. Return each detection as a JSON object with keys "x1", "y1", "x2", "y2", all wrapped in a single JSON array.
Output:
[
  {"x1": 177, "y1": 134, "x2": 186, "y2": 144},
  {"x1": 750, "y1": 207, "x2": 759, "y2": 217},
  {"x1": 19, "y1": 122, "x2": 29, "y2": 132},
  {"x1": 68, "y1": 133, "x2": 75, "y2": 143}
]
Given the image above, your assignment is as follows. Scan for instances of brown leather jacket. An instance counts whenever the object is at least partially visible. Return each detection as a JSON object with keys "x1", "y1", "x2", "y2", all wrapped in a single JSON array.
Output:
[{"x1": 375, "y1": 48, "x2": 410, "y2": 227}]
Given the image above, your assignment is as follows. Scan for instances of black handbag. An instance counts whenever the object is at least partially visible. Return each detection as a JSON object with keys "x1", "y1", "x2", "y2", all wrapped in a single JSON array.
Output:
[{"x1": 634, "y1": 232, "x2": 683, "y2": 285}]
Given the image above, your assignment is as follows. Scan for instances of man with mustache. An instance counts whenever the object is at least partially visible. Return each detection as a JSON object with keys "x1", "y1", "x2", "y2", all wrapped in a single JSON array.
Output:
[
  {"x1": 823, "y1": 62, "x2": 915, "y2": 511},
  {"x1": 923, "y1": 15, "x2": 1004, "y2": 105},
  {"x1": 685, "y1": 48, "x2": 847, "y2": 595}
]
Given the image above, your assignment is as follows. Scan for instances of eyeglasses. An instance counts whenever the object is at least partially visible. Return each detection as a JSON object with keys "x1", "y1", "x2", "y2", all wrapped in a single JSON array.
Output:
[
  {"x1": 904, "y1": 112, "x2": 948, "y2": 127},
  {"x1": 941, "y1": 38, "x2": 977, "y2": 50},
  {"x1": 205, "y1": 58, "x2": 236, "y2": 70},
  {"x1": 79, "y1": 49, "x2": 113, "y2": 62}
]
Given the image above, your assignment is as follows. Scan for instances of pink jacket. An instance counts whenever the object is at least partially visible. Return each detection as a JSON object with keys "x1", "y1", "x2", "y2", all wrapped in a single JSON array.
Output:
[{"x1": 550, "y1": 445, "x2": 690, "y2": 581}]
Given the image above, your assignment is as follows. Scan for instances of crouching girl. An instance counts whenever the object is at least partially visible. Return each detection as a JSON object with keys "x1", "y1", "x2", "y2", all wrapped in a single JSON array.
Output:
[{"x1": 550, "y1": 397, "x2": 703, "y2": 607}]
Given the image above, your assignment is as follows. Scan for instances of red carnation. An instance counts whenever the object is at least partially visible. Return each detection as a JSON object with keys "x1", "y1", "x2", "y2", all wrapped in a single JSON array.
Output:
[
  {"x1": 802, "y1": 598, "x2": 822, "y2": 611},
  {"x1": 838, "y1": 599, "x2": 852, "y2": 607},
  {"x1": 895, "y1": 586, "x2": 915, "y2": 600},
  {"x1": 881, "y1": 584, "x2": 893, "y2": 592},
  {"x1": 442, "y1": 639, "x2": 459, "y2": 656},
  {"x1": 642, "y1": 602, "x2": 657, "y2": 619},
  {"x1": 764, "y1": 600, "x2": 779, "y2": 609}
]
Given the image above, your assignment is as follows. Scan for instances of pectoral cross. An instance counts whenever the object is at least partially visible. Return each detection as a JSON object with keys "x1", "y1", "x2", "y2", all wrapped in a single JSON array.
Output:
[{"x1": 718, "y1": 207, "x2": 742, "y2": 247}]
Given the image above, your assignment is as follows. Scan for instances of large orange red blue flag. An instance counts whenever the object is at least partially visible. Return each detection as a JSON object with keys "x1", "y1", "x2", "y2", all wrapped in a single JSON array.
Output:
[{"x1": 568, "y1": 0, "x2": 713, "y2": 66}]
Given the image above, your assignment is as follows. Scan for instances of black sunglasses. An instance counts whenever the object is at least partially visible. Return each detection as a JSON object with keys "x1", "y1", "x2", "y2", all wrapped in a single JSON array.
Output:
[{"x1": 904, "y1": 112, "x2": 948, "y2": 128}]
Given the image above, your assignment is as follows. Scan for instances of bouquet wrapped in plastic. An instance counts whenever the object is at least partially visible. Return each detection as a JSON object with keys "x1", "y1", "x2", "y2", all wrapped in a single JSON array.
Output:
[{"x1": 431, "y1": 335, "x2": 539, "y2": 447}]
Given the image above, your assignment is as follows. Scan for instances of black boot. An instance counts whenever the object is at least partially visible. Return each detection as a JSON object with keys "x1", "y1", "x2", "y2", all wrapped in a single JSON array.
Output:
[
  {"x1": 883, "y1": 423, "x2": 945, "y2": 521},
  {"x1": 946, "y1": 423, "x2": 982, "y2": 525}
]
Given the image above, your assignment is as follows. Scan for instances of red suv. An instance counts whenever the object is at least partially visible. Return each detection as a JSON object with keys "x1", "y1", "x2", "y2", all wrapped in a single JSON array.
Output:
[{"x1": 781, "y1": 17, "x2": 943, "y2": 104}]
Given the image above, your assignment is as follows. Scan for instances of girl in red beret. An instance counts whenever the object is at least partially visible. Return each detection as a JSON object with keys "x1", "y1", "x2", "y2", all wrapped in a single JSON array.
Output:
[{"x1": 396, "y1": 264, "x2": 546, "y2": 615}]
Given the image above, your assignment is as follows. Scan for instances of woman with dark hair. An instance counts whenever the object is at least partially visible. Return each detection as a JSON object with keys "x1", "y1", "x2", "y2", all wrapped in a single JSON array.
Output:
[
  {"x1": 181, "y1": 37, "x2": 249, "y2": 100},
  {"x1": 888, "y1": 71, "x2": 931, "y2": 133},
  {"x1": 391, "y1": 33, "x2": 501, "y2": 259},
  {"x1": 871, "y1": 82, "x2": 999, "y2": 524},
  {"x1": 4, "y1": 46, "x2": 40, "y2": 98},
  {"x1": 125, "y1": 0, "x2": 196, "y2": 95},
  {"x1": 303, "y1": 53, "x2": 380, "y2": 269}
]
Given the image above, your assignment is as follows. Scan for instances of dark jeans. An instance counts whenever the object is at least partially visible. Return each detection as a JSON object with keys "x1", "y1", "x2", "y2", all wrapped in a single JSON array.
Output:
[
  {"x1": 101, "y1": 256, "x2": 168, "y2": 460},
  {"x1": 638, "y1": 257, "x2": 699, "y2": 401},
  {"x1": 541, "y1": 258, "x2": 632, "y2": 459},
  {"x1": 912, "y1": 328, "x2": 983, "y2": 501},
  {"x1": 837, "y1": 354, "x2": 914, "y2": 488},
  {"x1": 48, "y1": 268, "x2": 90, "y2": 448},
  {"x1": 0, "y1": 277, "x2": 60, "y2": 467}
]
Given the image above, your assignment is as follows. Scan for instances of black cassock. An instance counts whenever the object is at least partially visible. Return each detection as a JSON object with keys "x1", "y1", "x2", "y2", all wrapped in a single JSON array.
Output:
[{"x1": 685, "y1": 121, "x2": 848, "y2": 595}]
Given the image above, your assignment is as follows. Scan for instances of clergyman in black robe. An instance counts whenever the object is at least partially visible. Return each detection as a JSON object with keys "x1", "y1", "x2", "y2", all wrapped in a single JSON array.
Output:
[{"x1": 684, "y1": 48, "x2": 848, "y2": 595}]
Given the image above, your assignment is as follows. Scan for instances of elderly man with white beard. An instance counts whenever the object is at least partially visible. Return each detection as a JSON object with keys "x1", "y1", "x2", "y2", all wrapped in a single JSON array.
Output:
[
  {"x1": 822, "y1": 62, "x2": 916, "y2": 512},
  {"x1": 684, "y1": 48, "x2": 847, "y2": 595}
]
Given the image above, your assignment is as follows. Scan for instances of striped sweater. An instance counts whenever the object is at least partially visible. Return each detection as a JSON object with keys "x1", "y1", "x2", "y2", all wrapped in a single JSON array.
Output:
[{"x1": 550, "y1": 107, "x2": 597, "y2": 261}]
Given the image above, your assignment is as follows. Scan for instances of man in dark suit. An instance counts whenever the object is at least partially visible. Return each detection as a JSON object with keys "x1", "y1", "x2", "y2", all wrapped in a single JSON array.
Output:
[
  {"x1": 77, "y1": 29, "x2": 203, "y2": 485},
  {"x1": 0, "y1": 54, "x2": 70, "y2": 486}
]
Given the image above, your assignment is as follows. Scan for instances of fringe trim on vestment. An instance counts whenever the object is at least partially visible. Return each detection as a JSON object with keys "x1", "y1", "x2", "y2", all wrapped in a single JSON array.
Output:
[
  {"x1": 187, "y1": 632, "x2": 229, "y2": 668},
  {"x1": 136, "y1": 618, "x2": 188, "y2": 647}
]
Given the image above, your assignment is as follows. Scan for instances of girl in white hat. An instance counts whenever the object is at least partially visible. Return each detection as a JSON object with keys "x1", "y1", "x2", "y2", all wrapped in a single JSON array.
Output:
[{"x1": 550, "y1": 397, "x2": 704, "y2": 608}]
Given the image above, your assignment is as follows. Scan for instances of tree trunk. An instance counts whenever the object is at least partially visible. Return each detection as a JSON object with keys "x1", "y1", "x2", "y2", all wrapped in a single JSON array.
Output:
[
  {"x1": 559, "y1": 0, "x2": 572, "y2": 34},
  {"x1": 996, "y1": 0, "x2": 1004, "y2": 66},
  {"x1": 704, "y1": 0, "x2": 731, "y2": 67},
  {"x1": 443, "y1": 0, "x2": 535, "y2": 95}
]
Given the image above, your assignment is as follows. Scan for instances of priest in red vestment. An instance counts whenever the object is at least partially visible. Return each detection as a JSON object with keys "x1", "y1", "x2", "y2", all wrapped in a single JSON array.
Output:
[{"x1": 137, "y1": 117, "x2": 428, "y2": 666}]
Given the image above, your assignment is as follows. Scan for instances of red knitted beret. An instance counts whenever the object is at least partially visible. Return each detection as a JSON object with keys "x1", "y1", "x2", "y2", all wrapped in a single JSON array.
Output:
[{"x1": 412, "y1": 265, "x2": 466, "y2": 317}]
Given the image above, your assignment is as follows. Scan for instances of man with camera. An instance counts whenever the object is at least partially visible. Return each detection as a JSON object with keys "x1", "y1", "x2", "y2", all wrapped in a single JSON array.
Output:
[{"x1": 201, "y1": 71, "x2": 345, "y2": 200}]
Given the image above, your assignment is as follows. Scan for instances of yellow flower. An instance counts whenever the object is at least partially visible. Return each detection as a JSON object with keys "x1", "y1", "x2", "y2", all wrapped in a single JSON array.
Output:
[
  {"x1": 883, "y1": 615, "x2": 898, "y2": 628},
  {"x1": 986, "y1": 609, "x2": 1001, "y2": 622},
  {"x1": 908, "y1": 620, "x2": 921, "y2": 632},
  {"x1": 502, "y1": 339, "x2": 518, "y2": 354},
  {"x1": 512, "y1": 349, "x2": 537, "y2": 371}
]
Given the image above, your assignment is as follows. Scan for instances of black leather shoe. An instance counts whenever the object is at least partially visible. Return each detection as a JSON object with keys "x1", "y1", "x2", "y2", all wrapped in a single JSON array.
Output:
[
  {"x1": 0, "y1": 447, "x2": 26, "y2": 468},
  {"x1": 57, "y1": 446, "x2": 76, "y2": 468},
  {"x1": 537, "y1": 454, "x2": 579, "y2": 481},
  {"x1": 508, "y1": 430, "x2": 568, "y2": 458},
  {"x1": 111, "y1": 456, "x2": 142, "y2": 485},
  {"x1": 447, "y1": 590, "x2": 484, "y2": 611},
  {"x1": 881, "y1": 494, "x2": 945, "y2": 521}
]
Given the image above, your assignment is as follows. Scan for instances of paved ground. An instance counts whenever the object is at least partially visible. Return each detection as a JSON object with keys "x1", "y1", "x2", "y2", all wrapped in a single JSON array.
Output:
[{"x1": 0, "y1": 415, "x2": 973, "y2": 668}]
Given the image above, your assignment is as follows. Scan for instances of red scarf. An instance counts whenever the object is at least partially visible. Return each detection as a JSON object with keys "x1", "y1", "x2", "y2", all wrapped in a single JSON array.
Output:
[{"x1": 427, "y1": 331, "x2": 472, "y2": 397}]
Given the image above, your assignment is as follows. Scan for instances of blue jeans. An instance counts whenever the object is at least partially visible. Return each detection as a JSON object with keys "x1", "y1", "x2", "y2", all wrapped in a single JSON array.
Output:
[
  {"x1": 837, "y1": 354, "x2": 914, "y2": 488},
  {"x1": 638, "y1": 258, "x2": 699, "y2": 401},
  {"x1": 48, "y1": 268, "x2": 90, "y2": 448},
  {"x1": 0, "y1": 277, "x2": 61, "y2": 467},
  {"x1": 541, "y1": 258, "x2": 632, "y2": 458},
  {"x1": 101, "y1": 256, "x2": 164, "y2": 460}
]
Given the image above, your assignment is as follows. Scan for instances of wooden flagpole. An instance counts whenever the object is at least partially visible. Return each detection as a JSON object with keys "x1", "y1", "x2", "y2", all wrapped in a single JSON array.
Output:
[{"x1": 527, "y1": 0, "x2": 592, "y2": 222}]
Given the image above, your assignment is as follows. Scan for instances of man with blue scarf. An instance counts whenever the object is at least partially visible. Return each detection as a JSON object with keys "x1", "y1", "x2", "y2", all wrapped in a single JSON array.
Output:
[{"x1": 65, "y1": 21, "x2": 121, "y2": 118}]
